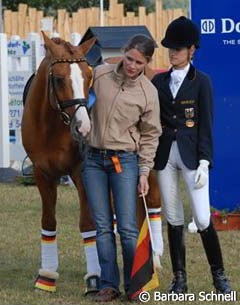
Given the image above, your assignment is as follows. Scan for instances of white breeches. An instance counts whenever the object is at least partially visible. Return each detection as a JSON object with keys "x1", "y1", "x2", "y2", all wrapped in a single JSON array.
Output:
[{"x1": 156, "y1": 141, "x2": 211, "y2": 231}]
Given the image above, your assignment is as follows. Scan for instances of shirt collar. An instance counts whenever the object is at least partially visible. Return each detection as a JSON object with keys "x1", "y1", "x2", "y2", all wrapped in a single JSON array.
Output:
[{"x1": 171, "y1": 63, "x2": 190, "y2": 80}]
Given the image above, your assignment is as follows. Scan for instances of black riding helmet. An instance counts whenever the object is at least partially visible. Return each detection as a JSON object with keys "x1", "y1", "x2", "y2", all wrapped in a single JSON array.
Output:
[{"x1": 161, "y1": 16, "x2": 200, "y2": 49}]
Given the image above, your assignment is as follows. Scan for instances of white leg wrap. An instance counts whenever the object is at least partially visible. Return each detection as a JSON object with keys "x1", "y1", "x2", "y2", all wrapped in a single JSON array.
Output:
[
  {"x1": 38, "y1": 268, "x2": 59, "y2": 279},
  {"x1": 81, "y1": 231, "x2": 101, "y2": 276},
  {"x1": 148, "y1": 208, "x2": 164, "y2": 256},
  {"x1": 41, "y1": 229, "x2": 58, "y2": 272}
]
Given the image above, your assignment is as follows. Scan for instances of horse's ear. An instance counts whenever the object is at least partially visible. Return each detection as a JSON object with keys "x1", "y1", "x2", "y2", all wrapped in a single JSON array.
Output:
[
  {"x1": 41, "y1": 31, "x2": 57, "y2": 53},
  {"x1": 78, "y1": 37, "x2": 97, "y2": 56}
]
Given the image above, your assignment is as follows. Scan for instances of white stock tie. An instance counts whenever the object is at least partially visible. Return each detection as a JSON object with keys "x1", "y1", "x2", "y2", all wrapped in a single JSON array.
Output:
[{"x1": 169, "y1": 69, "x2": 186, "y2": 98}]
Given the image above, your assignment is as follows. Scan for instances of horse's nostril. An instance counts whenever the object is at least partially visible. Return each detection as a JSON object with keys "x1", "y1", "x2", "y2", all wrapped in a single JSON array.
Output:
[
  {"x1": 76, "y1": 120, "x2": 82, "y2": 128},
  {"x1": 75, "y1": 126, "x2": 80, "y2": 134}
]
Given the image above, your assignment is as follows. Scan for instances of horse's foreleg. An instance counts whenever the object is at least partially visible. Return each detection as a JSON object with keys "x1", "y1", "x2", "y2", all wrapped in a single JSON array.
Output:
[
  {"x1": 34, "y1": 166, "x2": 59, "y2": 292},
  {"x1": 137, "y1": 171, "x2": 164, "y2": 258},
  {"x1": 70, "y1": 169, "x2": 100, "y2": 295}
]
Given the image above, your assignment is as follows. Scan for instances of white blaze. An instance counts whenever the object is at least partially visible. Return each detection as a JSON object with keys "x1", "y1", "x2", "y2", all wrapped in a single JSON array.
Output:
[{"x1": 70, "y1": 63, "x2": 91, "y2": 136}]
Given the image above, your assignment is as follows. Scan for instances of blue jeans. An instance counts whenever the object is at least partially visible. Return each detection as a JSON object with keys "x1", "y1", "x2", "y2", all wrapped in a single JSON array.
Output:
[{"x1": 81, "y1": 149, "x2": 139, "y2": 292}]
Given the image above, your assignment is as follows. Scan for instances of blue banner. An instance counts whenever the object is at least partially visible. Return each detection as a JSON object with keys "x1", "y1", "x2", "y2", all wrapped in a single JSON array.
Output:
[{"x1": 191, "y1": 0, "x2": 240, "y2": 211}]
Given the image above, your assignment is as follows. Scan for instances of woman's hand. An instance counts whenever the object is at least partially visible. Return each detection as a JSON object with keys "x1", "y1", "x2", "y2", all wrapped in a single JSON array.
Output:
[{"x1": 138, "y1": 175, "x2": 149, "y2": 196}]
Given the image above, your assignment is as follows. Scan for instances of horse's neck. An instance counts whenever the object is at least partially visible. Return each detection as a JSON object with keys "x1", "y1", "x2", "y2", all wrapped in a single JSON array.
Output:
[
  {"x1": 37, "y1": 58, "x2": 49, "y2": 81},
  {"x1": 34, "y1": 59, "x2": 50, "y2": 100}
]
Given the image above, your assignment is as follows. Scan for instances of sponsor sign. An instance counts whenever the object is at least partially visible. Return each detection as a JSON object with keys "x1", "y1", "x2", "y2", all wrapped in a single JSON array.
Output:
[
  {"x1": 7, "y1": 39, "x2": 31, "y2": 57},
  {"x1": 8, "y1": 71, "x2": 31, "y2": 130},
  {"x1": 191, "y1": 0, "x2": 240, "y2": 210}
]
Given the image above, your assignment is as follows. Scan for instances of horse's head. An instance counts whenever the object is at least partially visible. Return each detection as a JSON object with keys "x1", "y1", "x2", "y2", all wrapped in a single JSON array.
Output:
[{"x1": 42, "y1": 31, "x2": 96, "y2": 137}]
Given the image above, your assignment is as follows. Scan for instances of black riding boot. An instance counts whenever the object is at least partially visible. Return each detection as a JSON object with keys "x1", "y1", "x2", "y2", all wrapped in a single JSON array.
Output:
[
  {"x1": 168, "y1": 223, "x2": 187, "y2": 293},
  {"x1": 199, "y1": 221, "x2": 231, "y2": 293}
]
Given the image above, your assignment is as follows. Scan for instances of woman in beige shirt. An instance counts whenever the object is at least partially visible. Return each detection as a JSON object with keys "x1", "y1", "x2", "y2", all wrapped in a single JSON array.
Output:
[{"x1": 81, "y1": 34, "x2": 161, "y2": 302}]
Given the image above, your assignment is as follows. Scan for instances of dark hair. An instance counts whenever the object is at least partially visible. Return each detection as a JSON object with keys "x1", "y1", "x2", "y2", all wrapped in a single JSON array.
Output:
[{"x1": 124, "y1": 34, "x2": 155, "y2": 62}]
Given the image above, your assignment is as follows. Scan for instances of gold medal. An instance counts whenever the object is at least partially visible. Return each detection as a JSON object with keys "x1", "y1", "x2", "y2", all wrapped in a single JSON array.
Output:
[{"x1": 186, "y1": 119, "x2": 195, "y2": 127}]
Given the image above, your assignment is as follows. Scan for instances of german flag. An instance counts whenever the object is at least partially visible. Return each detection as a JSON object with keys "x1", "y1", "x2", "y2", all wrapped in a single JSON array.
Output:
[{"x1": 128, "y1": 218, "x2": 159, "y2": 300}]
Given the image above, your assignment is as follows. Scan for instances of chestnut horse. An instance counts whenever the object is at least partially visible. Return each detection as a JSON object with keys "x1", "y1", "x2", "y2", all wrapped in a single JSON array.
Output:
[{"x1": 21, "y1": 32, "x2": 100, "y2": 293}]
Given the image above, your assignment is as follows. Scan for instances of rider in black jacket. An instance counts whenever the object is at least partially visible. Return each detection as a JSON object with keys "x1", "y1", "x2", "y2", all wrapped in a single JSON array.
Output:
[{"x1": 152, "y1": 16, "x2": 231, "y2": 294}]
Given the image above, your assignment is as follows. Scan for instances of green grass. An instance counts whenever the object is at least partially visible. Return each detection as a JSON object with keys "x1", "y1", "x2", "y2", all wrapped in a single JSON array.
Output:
[{"x1": 0, "y1": 182, "x2": 239, "y2": 305}]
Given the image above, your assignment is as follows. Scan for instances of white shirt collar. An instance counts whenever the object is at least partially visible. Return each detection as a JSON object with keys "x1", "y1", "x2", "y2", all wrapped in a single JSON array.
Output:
[
  {"x1": 169, "y1": 64, "x2": 190, "y2": 98},
  {"x1": 171, "y1": 63, "x2": 190, "y2": 80}
]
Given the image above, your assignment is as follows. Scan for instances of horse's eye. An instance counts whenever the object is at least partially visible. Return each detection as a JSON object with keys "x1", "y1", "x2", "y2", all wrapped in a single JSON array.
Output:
[{"x1": 52, "y1": 76, "x2": 65, "y2": 87}]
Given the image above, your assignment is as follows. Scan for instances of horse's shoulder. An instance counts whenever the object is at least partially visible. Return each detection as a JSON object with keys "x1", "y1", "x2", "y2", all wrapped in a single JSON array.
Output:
[{"x1": 94, "y1": 63, "x2": 115, "y2": 81}]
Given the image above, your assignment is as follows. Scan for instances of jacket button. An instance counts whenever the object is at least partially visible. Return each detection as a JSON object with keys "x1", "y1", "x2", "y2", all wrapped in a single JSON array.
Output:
[
  {"x1": 172, "y1": 100, "x2": 175, "y2": 104},
  {"x1": 173, "y1": 115, "x2": 177, "y2": 119},
  {"x1": 174, "y1": 129, "x2": 177, "y2": 132}
]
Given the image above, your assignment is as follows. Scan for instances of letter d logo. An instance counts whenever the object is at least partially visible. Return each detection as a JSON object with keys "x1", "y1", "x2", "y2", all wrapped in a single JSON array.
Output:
[{"x1": 201, "y1": 19, "x2": 216, "y2": 34}]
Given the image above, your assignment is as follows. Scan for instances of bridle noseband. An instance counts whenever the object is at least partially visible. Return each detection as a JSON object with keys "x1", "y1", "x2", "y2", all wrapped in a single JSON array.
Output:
[{"x1": 48, "y1": 57, "x2": 91, "y2": 125}]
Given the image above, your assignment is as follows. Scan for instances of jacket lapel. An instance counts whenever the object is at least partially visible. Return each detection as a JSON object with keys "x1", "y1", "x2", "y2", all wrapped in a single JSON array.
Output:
[{"x1": 161, "y1": 70, "x2": 173, "y2": 100}]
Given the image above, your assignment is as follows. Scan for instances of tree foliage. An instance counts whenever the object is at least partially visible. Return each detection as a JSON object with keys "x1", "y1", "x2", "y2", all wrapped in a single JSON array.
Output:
[
  {"x1": 163, "y1": 0, "x2": 188, "y2": 10},
  {"x1": 2, "y1": 1, "x2": 109, "y2": 15},
  {"x1": 119, "y1": 0, "x2": 146, "y2": 14},
  {"x1": 2, "y1": 0, "x2": 189, "y2": 16}
]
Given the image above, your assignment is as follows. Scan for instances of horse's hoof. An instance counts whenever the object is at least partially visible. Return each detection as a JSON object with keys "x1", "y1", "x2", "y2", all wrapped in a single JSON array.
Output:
[
  {"x1": 34, "y1": 270, "x2": 59, "y2": 293},
  {"x1": 84, "y1": 274, "x2": 100, "y2": 296}
]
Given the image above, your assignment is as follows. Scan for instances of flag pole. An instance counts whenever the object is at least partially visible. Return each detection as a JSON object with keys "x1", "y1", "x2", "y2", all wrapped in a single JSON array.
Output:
[
  {"x1": 100, "y1": 0, "x2": 104, "y2": 26},
  {"x1": 141, "y1": 192, "x2": 162, "y2": 269}
]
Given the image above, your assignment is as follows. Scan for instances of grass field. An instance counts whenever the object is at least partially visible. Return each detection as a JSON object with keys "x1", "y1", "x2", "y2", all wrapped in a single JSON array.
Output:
[{"x1": 0, "y1": 182, "x2": 239, "y2": 305}]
